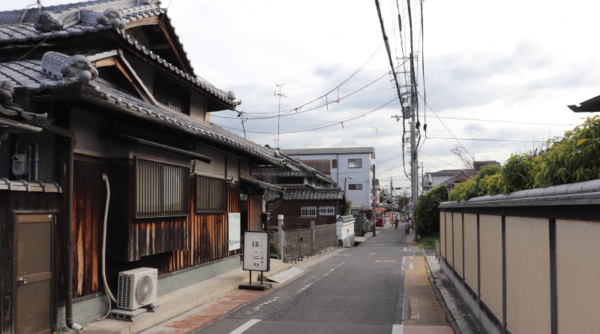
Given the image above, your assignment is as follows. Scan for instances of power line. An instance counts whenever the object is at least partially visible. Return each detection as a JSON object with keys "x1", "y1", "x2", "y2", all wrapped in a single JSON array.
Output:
[
  {"x1": 428, "y1": 114, "x2": 578, "y2": 127},
  {"x1": 426, "y1": 136, "x2": 546, "y2": 143}
]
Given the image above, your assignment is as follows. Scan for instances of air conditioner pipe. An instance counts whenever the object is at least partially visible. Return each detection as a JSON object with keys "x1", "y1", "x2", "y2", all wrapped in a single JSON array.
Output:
[
  {"x1": 16, "y1": 141, "x2": 39, "y2": 181},
  {"x1": 98, "y1": 173, "x2": 117, "y2": 321},
  {"x1": 46, "y1": 124, "x2": 83, "y2": 332}
]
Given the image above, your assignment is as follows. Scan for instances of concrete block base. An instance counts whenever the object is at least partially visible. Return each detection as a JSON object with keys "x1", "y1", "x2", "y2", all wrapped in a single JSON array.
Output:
[{"x1": 109, "y1": 308, "x2": 147, "y2": 322}]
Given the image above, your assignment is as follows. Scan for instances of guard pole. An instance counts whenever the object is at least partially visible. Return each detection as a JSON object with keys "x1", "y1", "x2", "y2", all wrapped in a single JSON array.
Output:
[{"x1": 278, "y1": 214, "x2": 284, "y2": 261}]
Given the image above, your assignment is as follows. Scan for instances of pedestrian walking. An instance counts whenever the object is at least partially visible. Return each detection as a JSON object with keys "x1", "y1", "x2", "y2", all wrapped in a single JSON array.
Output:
[
  {"x1": 404, "y1": 221, "x2": 411, "y2": 235},
  {"x1": 394, "y1": 218, "x2": 399, "y2": 229}
]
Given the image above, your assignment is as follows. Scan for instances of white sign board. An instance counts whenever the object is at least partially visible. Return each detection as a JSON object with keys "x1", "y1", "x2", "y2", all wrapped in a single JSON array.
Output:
[
  {"x1": 228, "y1": 213, "x2": 241, "y2": 251},
  {"x1": 243, "y1": 231, "x2": 270, "y2": 272}
]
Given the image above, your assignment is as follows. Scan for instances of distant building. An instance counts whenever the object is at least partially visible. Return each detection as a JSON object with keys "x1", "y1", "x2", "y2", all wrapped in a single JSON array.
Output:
[
  {"x1": 422, "y1": 161, "x2": 501, "y2": 194},
  {"x1": 282, "y1": 147, "x2": 376, "y2": 210}
]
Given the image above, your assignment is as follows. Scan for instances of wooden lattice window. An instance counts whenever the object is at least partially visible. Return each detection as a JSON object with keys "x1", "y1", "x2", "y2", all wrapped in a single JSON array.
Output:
[
  {"x1": 136, "y1": 159, "x2": 190, "y2": 218},
  {"x1": 301, "y1": 207, "x2": 317, "y2": 218},
  {"x1": 196, "y1": 175, "x2": 227, "y2": 213},
  {"x1": 319, "y1": 206, "x2": 335, "y2": 216}
]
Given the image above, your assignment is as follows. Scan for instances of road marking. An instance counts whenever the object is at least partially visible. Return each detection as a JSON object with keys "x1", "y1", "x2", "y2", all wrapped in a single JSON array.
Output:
[
  {"x1": 369, "y1": 252, "x2": 376, "y2": 256},
  {"x1": 401, "y1": 257, "x2": 406, "y2": 271},
  {"x1": 230, "y1": 319, "x2": 261, "y2": 334},
  {"x1": 391, "y1": 324, "x2": 404, "y2": 334},
  {"x1": 409, "y1": 263, "x2": 413, "y2": 269},
  {"x1": 409, "y1": 256, "x2": 413, "y2": 260},
  {"x1": 244, "y1": 297, "x2": 280, "y2": 315},
  {"x1": 375, "y1": 260, "x2": 396, "y2": 263},
  {"x1": 409, "y1": 298, "x2": 420, "y2": 320}
]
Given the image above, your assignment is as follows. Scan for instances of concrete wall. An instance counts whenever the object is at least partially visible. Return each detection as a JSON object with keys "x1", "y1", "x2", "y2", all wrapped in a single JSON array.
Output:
[
  {"x1": 453, "y1": 212, "x2": 463, "y2": 278},
  {"x1": 479, "y1": 214, "x2": 503, "y2": 322},
  {"x1": 463, "y1": 213, "x2": 478, "y2": 292},
  {"x1": 440, "y1": 212, "x2": 446, "y2": 258},
  {"x1": 556, "y1": 219, "x2": 600, "y2": 334},
  {"x1": 446, "y1": 211, "x2": 453, "y2": 266},
  {"x1": 505, "y1": 217, "x2": 551, "y2": 334}
]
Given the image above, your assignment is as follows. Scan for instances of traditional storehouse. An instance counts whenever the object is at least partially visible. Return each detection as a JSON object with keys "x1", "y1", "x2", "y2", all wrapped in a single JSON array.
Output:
[{"x1": 0, "y1": 1, "x2": 287, "y2": 333}]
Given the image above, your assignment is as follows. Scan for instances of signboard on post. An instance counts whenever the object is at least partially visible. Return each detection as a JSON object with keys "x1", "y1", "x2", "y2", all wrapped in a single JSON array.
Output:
[
  {"x1": 242, "y1": 231, "x2": 270, "y2": 272},
  {"x1": 228, "y1": 213, "x2": 241, "y2": 251},
  {"x1": 240, "y1": 231, "x2": 272, "y2": 290}
]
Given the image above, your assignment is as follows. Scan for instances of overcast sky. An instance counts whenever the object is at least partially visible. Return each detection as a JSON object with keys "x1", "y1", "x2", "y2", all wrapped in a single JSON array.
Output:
[{"x1": 2, "y1": 0, "x2": 596, "y2": 189}]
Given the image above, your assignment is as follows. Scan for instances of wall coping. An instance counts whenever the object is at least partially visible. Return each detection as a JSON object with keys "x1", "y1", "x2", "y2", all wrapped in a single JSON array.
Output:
[{"x1": 439, "y1": 179, "x2": 600, "y2": 209}]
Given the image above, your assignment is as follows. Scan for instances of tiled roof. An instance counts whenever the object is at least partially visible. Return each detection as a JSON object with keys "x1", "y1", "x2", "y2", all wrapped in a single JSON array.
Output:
[
  {"x1": 85, "y1": 81, "x2": 285, "y2": 165},
  {"x1": 279, "y1": 151, "x2": 334, "y2": 184},
  {"x1": 439, "y1": 179, "x2": 600, "y2": 208},
  {"x1": 0, "y1": 0, "x2": 239, "y2": 108},
  {"x1": 283, "y1": 188, "x2": 345, "y2": 201},
  {"x1": 0, "y1": 178, "x2": 62, "y2": 192},
  {"x1": 0, "y1": 2, "x2": 164, "y2": 44},
  {"x1": 282, "y1": 147, "x2": 375, "y2": 156},
  {"x1": 240, "y1": 175, "x2": 284, "y2": 193}
]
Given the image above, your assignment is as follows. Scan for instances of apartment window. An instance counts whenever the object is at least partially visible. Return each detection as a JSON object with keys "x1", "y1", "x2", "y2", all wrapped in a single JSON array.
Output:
[
  {"x1": 349, "y1": 184, "x2": 362, "y2": 190},
  {"x1": 196, "y1": 175, "x2": 227, "y2": 213},
  {"x1": 136, "y1": 159, "x2": 190, "y2": 218},
  {"x1": 319, "y1": 206, "x2": 335, "y2": 216},
  {"x1": 154, "y1": 75, "x2": 190, "y2": 114},
  {"x1": 332, "y1": 159, "x2": 338, "y2": 168},
  {"x1": 348, "y1": 159, "x2": 362, "y2": 169},
  {"x1": 301, "y1": 207, "x2": 317, "y2": 217}
]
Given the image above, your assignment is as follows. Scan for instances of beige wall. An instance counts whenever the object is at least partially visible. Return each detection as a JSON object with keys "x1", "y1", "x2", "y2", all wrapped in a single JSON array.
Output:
[
  {"x1": 453, "y1": 212, "x2": 463, "y2": 277},
  {"x1": 557, "y1": 219, "x2": 600, "y2": 334},
  {"x1": 464, "y1": 213, "x2": 478, "y2": 292},
  {"x1": 445, "y1": 211, "x2": 453, "y2": 266},
  {"x1": 440, "y1": 211, "x2": 446, "y2": 258},
  {"x1": 506, "y1": 217, "x2": 551, "y2": 334},
  {"x1": 479, "y1": 214, "x2": 503, "y2": 321}
]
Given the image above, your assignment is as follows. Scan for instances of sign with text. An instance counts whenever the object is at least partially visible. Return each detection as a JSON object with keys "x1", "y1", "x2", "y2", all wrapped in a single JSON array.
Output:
[
  {"x1": 228, "y1": 213, "x2": 241, "y2": 251},
  {"x1": 243, "y1": 231, "x2": 270, "y2": 272}
]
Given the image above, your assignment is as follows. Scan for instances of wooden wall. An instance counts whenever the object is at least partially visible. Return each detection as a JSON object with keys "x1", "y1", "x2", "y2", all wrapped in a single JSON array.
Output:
[
  {"x1": 271, "y1": 200, "x2": 342, "y2": 225},
  {"x1": 0, "y1": 191, "x2": 59, "y2": 334}
]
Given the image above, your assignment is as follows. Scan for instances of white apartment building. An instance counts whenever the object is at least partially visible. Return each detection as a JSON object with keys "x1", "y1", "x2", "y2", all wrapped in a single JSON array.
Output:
[{"x1": 281, "y1": 147, "x2": 376, "y2": 210}]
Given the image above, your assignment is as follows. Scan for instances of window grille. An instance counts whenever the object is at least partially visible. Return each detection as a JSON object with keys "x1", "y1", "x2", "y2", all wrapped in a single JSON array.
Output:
[
  {"x1": 136, "y1": 159, "x2": 190, "y2": 218},
  {"x1": 301, "y1": 207, "x2": 317, "y2": 218},
  {"x1": 348, "y1": 159, "x2": 362, "y2": 169},
  {"x1": 154, "y1": 75, "x2": 190, "y2": 114},
  {"x1": 319, "y1": 206, "x2": 335, "y2": 216},
  {"x1": 332, "y1": 159, "x2": 338, "y2": 168},
  {"x1": 349, "y1": 184, "x2": 362, "y2": 190},
  {"x1": 196, "y1": 175, "x2": 227, "y2": 213}
]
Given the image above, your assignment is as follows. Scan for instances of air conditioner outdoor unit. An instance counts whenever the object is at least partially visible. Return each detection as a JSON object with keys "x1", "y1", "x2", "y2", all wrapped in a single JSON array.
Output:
[{"x1": 117, "y1": 267, "x2": 158, "y2": 311}]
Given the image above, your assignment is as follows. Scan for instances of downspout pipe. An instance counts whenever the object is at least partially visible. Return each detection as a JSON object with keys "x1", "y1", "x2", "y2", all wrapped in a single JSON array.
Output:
[
  {"x1": 16, "y1": 141, "x2": 39, "y2": 181},
  {"x1": 46, "y1": 124, "x2": 83, "y2": 332}
]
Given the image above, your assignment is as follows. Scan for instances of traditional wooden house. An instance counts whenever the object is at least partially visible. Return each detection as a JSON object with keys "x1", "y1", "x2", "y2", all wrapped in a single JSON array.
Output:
[
  {"x1": 0, "y1": 1, "x2": 289, "y2": 333},
  {"x1": 259, "y1": 152, "x2": 345, "y2": 226}
]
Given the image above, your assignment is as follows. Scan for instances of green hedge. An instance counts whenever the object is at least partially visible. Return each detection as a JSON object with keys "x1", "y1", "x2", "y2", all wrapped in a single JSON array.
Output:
[
  {"x1": 415, "y1": 184, "x2": 448, "y2": 236},
  {"x1": 449, "y1": 116, "x2": 600, "y2": 202}
]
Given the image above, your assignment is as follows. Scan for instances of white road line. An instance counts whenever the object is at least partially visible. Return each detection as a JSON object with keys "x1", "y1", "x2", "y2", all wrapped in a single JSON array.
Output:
[
  {"x1": 230, "y1": 319, "x2": 261, "y2": 334},
  {"x1": 401, "y1": 257, "x2": 406, "y2": 271},
  {"x1": 409, "y1": 256, "x2": 413, "y2": 260},
  {"x1": 391, "y1": 324, "x2": 404, "y2": 334},
  {"x1": 244, "y1": 297, "x2": 280, "y2": 315},
  {"x1": 409, "y1": 263, "x2": 413, "y2": 270}
]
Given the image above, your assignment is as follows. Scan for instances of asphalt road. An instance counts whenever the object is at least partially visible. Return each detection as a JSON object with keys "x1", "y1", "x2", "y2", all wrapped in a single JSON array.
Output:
[{"x1": 197, "y1": 227, "x2": 414, "y2": 334}]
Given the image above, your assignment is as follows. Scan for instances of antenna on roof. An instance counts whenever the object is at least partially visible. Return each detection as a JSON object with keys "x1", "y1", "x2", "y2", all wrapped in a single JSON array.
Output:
[{"x1": 20, "y1": 0, "x2": 44, "y2": 24}]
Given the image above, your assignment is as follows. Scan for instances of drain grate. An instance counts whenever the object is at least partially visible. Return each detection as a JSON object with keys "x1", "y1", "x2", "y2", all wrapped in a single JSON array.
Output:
[{"x1": 414, "y1": 252, "x2": 424, "y2": 256}]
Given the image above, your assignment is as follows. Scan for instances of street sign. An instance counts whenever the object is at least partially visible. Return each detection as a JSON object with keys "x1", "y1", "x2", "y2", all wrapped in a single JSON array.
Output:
[
  {"x1": 371, "y1": 195, "x2": 375, "y2": 201},
  {"x1": 371, "y1": 202, "x2": 376, "y2": 208},
  {"x1": 228, "y1": 213, "x2": 241, "y2": 251}
]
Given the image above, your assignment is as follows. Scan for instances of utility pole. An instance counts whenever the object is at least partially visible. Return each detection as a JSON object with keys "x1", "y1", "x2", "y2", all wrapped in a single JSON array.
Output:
[
  {"x1": 406, "y1": 0, "x2": 419, "y2": 242},
  {"x1": 372, "y1": 164, "x2": 377, "y2": 237},
  {"x1": 274, "y1": 84, "x2": 286, "y2": 149},
  {"x1": 390, "y1": 177, "x2": 394, "y2": 225}
]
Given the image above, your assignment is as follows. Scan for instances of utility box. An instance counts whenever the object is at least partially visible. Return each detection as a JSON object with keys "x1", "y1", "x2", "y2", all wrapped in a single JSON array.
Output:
[{"x1": 336, "y1": 215, "x2": 355, "y2": 247}]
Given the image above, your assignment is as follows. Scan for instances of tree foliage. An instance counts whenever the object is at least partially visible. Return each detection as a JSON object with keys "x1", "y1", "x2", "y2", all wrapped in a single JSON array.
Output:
[
  {"x1": 448, "y1": 116, "x2": 600, "y2": 201},
  {"x1": 415, "y1": 184, "x2": 448, "y2": 237}
]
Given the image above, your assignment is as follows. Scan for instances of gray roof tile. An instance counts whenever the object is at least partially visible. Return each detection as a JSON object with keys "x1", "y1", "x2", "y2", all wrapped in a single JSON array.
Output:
[
  {"x1": 281, "y1": 147, "x2": 375, "y2": 156},
  {"x1": 283, "y1": 188, "x2": 344, "y2": 201}
]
